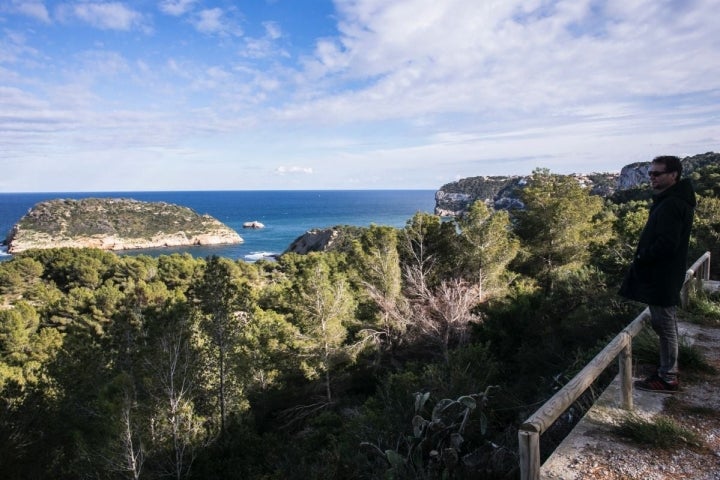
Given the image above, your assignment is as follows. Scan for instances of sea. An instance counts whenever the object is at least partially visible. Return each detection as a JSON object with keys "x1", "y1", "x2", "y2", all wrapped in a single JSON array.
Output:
[{"x1": 0, "y1": 190, "x2": 436, "y2": 262}]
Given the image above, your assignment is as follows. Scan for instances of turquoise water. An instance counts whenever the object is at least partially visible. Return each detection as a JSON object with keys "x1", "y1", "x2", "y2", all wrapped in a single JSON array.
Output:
[{"x1": 0, "y1": 190, "x2": 435, "y2": 261}]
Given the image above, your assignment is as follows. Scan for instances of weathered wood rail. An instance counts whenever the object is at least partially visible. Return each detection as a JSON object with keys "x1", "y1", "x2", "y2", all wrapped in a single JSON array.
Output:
[{"x1": 518, "y1": 251, "x2": 712, "y2": 480}]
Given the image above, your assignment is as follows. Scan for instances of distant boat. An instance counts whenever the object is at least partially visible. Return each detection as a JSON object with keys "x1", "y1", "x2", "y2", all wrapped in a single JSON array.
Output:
[{"x1": 242, "y1": 221, "x2": 265, "y2": 229}]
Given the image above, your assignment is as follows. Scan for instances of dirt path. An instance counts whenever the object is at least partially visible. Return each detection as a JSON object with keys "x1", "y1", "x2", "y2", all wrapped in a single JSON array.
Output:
[{"x1": 540, "y1": 321, "x2": 720, "y2": 480}]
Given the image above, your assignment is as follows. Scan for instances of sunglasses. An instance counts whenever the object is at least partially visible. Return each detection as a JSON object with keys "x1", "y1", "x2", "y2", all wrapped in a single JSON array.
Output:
[{"x1": 648, "y1": 170, "x2": 671, "y2": 177}]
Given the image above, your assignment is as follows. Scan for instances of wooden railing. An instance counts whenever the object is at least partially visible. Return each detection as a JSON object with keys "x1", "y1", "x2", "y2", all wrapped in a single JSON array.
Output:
[
  {"x1": 518, "y1": 251, "x2": 712, "y2": 480},
  {"x1": 681, "y1": 251, "x2": 712, "y2": 307}
]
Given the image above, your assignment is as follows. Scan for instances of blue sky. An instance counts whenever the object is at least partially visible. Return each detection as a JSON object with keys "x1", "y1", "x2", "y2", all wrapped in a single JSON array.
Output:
[{"x1": 1, "y1": 0, "x2": 718, "y2": 192}]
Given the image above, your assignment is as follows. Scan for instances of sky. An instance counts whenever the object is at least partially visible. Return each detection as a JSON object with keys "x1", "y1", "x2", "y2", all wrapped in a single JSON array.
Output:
[{"x1": 1, "y1": 0, "x2": 718, "y2": 192}]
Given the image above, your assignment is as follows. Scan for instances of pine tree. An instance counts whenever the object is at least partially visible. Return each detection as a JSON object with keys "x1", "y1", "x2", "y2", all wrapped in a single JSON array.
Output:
[
  {"x1": 190, "y1": 256, "x2": 252, "y2": 433},
  {"x1": 514, "y1": 169, "x2": 611, "y2": 292},
  {"x1": 456, "y1": 201, "x2": 519, "y2": 298},
  {"x1": 352, "y1": 225, "x2": 409, "y2": 358}
]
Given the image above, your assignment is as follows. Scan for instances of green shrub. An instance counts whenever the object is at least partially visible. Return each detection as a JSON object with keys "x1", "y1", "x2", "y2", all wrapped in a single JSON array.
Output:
[
  {"x1": 362, "y1": 386, "x2": 498, "y2": 480},
  {"x1": 682, "y1": 287, "x2": 720, "y2": 326},
  {"x1": 615, "y1": 414, "x2": 701, "y2": 448}
]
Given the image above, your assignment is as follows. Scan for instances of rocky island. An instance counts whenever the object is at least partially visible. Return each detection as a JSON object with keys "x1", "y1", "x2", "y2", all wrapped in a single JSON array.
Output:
[{"x1": 6, "y1": 198, "x2": 243, "y2": 254}]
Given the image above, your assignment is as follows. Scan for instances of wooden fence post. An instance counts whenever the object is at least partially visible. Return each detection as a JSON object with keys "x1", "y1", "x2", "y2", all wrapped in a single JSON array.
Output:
[
  {"x1": 518, "y1": 429, "x2": 540, "y2": 480},
  {"x1": 619, "y1": 338, "x2": 633, "y2": 410},
  {"x1": 702, "y1": 254, "x2": 711, "y2": 281}
]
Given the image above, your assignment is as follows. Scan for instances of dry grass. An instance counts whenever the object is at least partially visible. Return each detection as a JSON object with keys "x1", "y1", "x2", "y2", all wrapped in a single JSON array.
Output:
[{"x1": 614, "y1": 413, "x2": 703, "y2": 449}]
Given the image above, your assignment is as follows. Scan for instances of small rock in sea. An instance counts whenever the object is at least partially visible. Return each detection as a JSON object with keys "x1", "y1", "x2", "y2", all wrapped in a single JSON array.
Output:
[{"x1": 243, "y1": 221, "x2": 265, "y2": 229}]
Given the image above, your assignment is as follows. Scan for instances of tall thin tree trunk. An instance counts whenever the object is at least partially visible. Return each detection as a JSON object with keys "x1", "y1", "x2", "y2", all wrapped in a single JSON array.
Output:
[{"x1": 219, "y1": 346, "x2": 226, "y2": 432}]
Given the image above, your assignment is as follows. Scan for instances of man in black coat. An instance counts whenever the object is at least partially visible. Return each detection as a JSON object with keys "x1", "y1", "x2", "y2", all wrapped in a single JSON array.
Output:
[{"x1": 619, "y1": 155, "x2": 696, "y2": 393}]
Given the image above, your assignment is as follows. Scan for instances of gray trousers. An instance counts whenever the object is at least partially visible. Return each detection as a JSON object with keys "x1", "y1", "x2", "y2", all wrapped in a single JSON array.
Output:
[{"x1": 649, "y1": 305, "x2": 679, "y2": 381}]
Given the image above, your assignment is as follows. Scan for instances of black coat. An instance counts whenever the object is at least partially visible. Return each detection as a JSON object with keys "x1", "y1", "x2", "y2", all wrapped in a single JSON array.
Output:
[{"x1": 619, "y1": 178, "x2": 696, "y2": 307}]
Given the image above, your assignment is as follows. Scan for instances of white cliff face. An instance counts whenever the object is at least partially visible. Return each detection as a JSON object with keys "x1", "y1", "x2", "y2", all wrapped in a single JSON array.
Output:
[
  {"x1": 8, "y1": 223, "x2": 243, "y2": 254},
  {"x1": 433, "y1": 175, "x2": 533, "y2": 216},
  {"x1": 617, "y1": 163, "x2": 650, "y2": 190},
  {"x1": 8, "y1": 230, "x2": 243, "y2": 253},
  {"x1": 434, "y1": 191, "x2": 473, "y2": 216},
  {"x1": 284, "y1": 228, "x2": 340, "y2": 254}
]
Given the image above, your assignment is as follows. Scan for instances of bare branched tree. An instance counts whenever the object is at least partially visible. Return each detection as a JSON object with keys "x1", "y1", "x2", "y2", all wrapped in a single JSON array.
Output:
[
  {"x1": 401, "y1": 216, "x2": 437, "y2": 288},
  {"x1": 146, "y1": 328, "x2": 200, "y2": 480},
  {"x1": 360, "y1": 280, "x2": 411, "y2": 355},
  {"x1": 119, "y1": 391, "x2": 144, "y2": 480},
  {"x1": 398, "y1": 213, "x2": 484, "y2": 362},
  {"x1": 405, "y1": 271, "x2": 483, "y2": 364},
  {"x1": 98, "y1": 388, "x2": 144, "y2": 480}
]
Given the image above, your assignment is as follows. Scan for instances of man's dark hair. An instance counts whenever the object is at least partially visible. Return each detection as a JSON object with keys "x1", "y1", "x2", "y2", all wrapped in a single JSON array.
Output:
[{"x1": 651, "y1": 155, "x2": 683, "y2": 180}]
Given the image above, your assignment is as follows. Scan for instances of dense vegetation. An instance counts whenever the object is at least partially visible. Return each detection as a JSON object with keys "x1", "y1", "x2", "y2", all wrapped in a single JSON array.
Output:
[{"x1": 1, "y1": 166, "x2": 718, "y2": 479}]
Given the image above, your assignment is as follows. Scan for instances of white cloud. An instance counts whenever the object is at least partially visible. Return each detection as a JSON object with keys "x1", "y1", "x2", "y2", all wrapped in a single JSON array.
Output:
[
  {"x1": 1, "y1": 0, "x2": 718, "y2": 192},
  {"x1": 0, "y1": 86, "x2": 51, "y2": 110},
  {"x1": 195, "y1": 8, "x2": 223, "y2": 33},
  {"x1": 193, "y1": 8, "x2": 241, "y2": 36},
  {"x1": 74, "y1": 50, "x2": 130, "y2": 78},
  {"x1": 263, "y1": 21, "x2": 282, "y2": 40},
  {"x1": 236, "y1": 21, "x2": 287, "y2": 59},
  {"x1": 159, "y1": 0, "x2": 197, "y2": 16},
  {"x1": 10, "y1": 1, "x2": 51, "y2": 23},
  {"x1": 0, "y1": 30, "x2": 42, "y2": 64},
  {"x1": 275, "y1": 166, "x2": 313, "y2": 175},
  {"x1": 289, "y1": 0, "x2": 720, "y2": 123},
  {"x1": 58, "y1": 2, "x2": 144, "y2": 31}
]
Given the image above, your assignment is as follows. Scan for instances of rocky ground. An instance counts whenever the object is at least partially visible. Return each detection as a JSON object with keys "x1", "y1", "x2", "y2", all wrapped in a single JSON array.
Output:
[{"x1": 541, "y1": 320, "x2": 720, "y2": 480}]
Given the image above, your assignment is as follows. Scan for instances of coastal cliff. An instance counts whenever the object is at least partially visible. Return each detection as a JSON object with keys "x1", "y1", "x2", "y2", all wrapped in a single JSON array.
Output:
[
  {"x1": 285, "y1": 228, "x2": 342, "y2": 254},
  {"x1": 435, "y1": 152, "x2": 718, "y2": 216},
  {"x1": 6, "y1": 198, "x2": 243, "y2": 253},
  {"x1": 435, "y1": 172, "x2": 616, "y2": 216},
  {"x1": 617, "y1": 152, "x2": 719, "y2": 190},
  {"x1": 284, "y1": 225, "x2": 365, "y2": 255}
]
